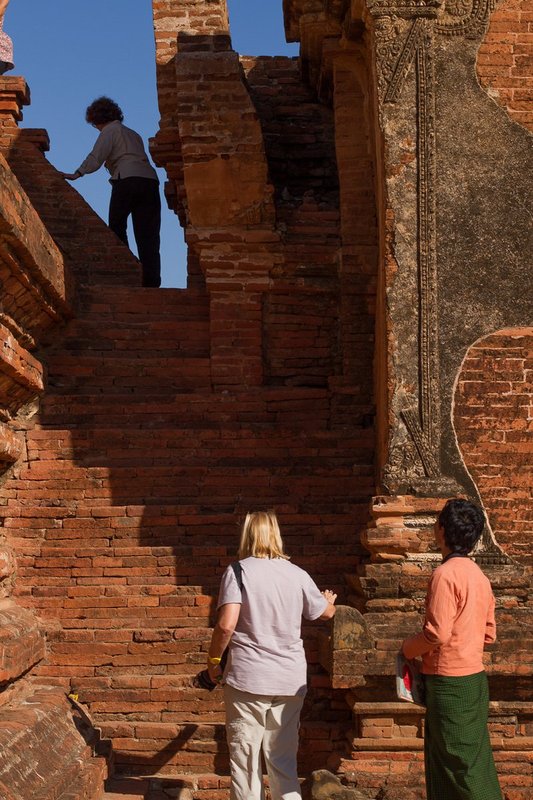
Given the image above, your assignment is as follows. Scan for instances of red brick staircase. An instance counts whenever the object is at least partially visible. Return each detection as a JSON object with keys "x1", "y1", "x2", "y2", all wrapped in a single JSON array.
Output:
[
  {"x1": 4, "y1": 279, "x2": 373, "y2": 795},
  {"x1": 1, "y1": 54, "x2": 376, "y2": 800}
]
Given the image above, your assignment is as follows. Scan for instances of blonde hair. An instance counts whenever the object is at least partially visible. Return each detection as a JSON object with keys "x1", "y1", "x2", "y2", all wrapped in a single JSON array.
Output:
[{"x1": 238, "y1": 511, "x2": 289, "y2": 560}]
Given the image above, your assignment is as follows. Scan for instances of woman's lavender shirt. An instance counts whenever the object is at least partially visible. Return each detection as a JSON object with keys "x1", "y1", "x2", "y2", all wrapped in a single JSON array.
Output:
[{"x1": 217, "y1": 557, "x2": 328, "y2": 696}]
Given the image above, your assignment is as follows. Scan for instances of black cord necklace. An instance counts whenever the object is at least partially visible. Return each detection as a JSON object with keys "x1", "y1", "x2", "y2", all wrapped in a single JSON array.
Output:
[{"x1": 442, "y1": 551, "x2": 468, "y2": 564}]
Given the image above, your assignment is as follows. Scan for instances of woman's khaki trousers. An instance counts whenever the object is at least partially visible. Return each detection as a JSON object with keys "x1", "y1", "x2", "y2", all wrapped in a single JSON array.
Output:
[{"x1": 224, "y1": 685, "x2": 305, "y2": 800}]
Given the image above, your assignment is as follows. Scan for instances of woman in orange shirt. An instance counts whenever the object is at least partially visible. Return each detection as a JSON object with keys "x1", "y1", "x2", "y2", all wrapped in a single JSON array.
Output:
[{"x1": 402, "y1": 499, "x2": 502, "y2": 800}]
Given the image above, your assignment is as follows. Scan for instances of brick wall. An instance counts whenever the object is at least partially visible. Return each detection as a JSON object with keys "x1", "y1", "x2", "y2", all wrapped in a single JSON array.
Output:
[
  {"x1": 331, "y1": 53, "x2": 378, "y2": 408},
  {"x1": 454, "y1": 328, "x2": 533, "y2": 567},
  {"x1": 477, "y1": 0, "x2": 533, "y2": 131},
  {"x1": 242, "y1": 55, "x2": 342, "y2": 388},
  {"x1": 3, "y1": 281, "x2": 372, "y2": 776}
]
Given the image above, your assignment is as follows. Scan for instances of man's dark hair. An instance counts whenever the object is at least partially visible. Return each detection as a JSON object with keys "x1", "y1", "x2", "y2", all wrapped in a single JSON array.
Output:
[
  {"x1": 85, "y1": 97, "x2": 124, "y2": 126},
  {"x1": 438, "y1": 499, "x2": 485, "y2": 555}
]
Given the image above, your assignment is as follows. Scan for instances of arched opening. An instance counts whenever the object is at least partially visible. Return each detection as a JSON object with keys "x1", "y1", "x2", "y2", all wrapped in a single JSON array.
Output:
[{"x1": 8, "y1": 0, "x2": 187, "y2": 288}]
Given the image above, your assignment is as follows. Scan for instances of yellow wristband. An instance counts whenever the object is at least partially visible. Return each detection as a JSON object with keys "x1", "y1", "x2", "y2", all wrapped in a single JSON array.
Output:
[{"x1": 208, "y1": 656, "x2": 222, "y2": 665}]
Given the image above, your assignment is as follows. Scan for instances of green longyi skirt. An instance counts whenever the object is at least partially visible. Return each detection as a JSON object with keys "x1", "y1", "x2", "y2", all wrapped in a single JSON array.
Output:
[{"x1": 424, "y1": 671, "x2": 502, "y2": 800}]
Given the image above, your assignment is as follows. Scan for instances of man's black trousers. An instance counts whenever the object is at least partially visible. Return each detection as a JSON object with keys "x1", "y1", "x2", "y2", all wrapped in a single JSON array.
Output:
[{"x1": 109, "y1": 176, "x2": 161, "y2": 288}]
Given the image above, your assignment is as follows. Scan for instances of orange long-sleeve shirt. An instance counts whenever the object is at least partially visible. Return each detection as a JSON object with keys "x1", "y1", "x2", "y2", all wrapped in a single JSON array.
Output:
[{"x1": 403, "y1": 556, "x2": 496, "y2": 676}]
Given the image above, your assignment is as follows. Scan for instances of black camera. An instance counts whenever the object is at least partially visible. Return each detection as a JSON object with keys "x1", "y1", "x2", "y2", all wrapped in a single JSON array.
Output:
[{"x1": 193, "y1": 648, "x2": 228, "y2": 691}]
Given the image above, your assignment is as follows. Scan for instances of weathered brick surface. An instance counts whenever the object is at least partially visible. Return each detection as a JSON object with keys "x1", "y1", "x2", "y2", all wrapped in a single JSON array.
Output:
[
  {"x1": 478, "y1": 0, "x2": 533, "y2": 131},
  {"x1": 0, "y1": 685, "x2": 108, "y2": 800},
  {"x1": 0, "y1": 81, "x2": 72, "y2": 469},
  {"x1": 1, "y1": 270, "x2": 370, "y2": 778},
  {"x1": 241, "y1": 56, "x2": 349, "y2": 390},
  {"x1": 103, "y1": 774, "x2": 231, "y2": 800},
  {"x1": 454, "y1": 330, "x2": 533, "y2": 568},
  {"x1": 0, "y1": 0, "x2": 530, "y2": 795},
  {"x1": 0, "y1": 599, "x2": 45, "y2": 682},
  {"x1": 5, "y1": 135, "x2": 141, "y2": 288},
  {"x1": 0, "y1": 76, "x2": 111, "y2": 800},
  {"x1": 0, "y1": 151, "x2": 67, "y2": 302}
]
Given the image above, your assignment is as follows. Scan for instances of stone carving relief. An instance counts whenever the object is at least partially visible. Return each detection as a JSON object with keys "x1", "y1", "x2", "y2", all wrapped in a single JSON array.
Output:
[
  {"x1": 385, "y1": 432, "x2": 427, "y2": 488},
  {"x1": 365, "y1": 0, "x2": 493, "y2": 30},
  {"x1": 367, "y1": 0, "x2": 441, "y2": 13},
  {"x1": 374, "y1": 16, "x2": 410, "y2": 101},
  {"x1": 444, "y1": 0, "x2": 473, "y2": 17},
  {"x1": 372, "y1": 10, "x2": 441, "y2": 487},
  {"x1": 369, "y1": 0, "x2": 529, "y2": 529},
  {"x1": 436, "y1": 0, "x2": 495, "y2": 35},
  {"x1": 369, "y1": 0, "x2": 500, "y2": 491},
  {"x1": 382, "y1": 17, "x2": 426, "y2": 102}
]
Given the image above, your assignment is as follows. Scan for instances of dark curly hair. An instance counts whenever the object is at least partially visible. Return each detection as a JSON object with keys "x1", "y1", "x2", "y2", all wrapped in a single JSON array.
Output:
[
  {"x1": 85, "y1": 97, "x2": 124, "y2": 126},
  {"x1": 438, "y1": 499, "x2": 485, "y2": 555}
]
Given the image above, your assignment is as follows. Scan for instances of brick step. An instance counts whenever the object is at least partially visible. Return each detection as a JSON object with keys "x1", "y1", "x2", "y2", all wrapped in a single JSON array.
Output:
[
  {"x1": 249, "y1": 73, "x2": 322, "y2": 97},
  {"x1": 37, "y1": 386, "x2": 333, "y2": 404},
  {"x1": 10, "y1": 476, "x2": 372, "y2": 514},
  {"x1": 277, "y1": 230, "x2": 340, "y2": 245},
  {"x1": 15, "y1": 526, "x2": 365, "y2": 550},
  {"x1": 22, "y1": 597, "x2": 348, "y2": 630},
  {"x1": 101, "y1": 718, "x2": 226, "y2": 743},
  {"x1": 249, "y1": 91, "x2": 327, "y2": 112},
  {"x1": 277, "y1": 207, "x2": 340, "y2": 224},
  {"x1": 21, "y1": 589, "x2": 216, "y2": 623},
  {"x1": 80, "y1": 688, "x2": 227, "y2": 728},
  {"x1": 26, "y1": 418, "x2": 373, "y2": 440},
  {"x1": 248, "y1": 96, "x2": 332, "y2": 129},
  {"x1": 98, "y1": 720, "x2": 337, "y2": 777},
  {"x1": 101, "y1": 722, "x2": 339, "y2": 785},
  {"x1": 102, "y1": 772, "x2": 309, "y2": 799},
  {"x1": 243, "y1": 57, "x2": 319, "y2": 94},
  {"x1": 57, "y1": 333, "x2": 211, "y2": 356},
  {"x1": 35, "y1": 394, "x2": 373, "y2": 428},
  {"x1": 24, "y1": 565, "x2": 348, "y2": 614},
  {"x1": 80, "y1": 287, "x2": 209, "y2": 322},
  {"x1": 54, "y1": 320, "x2": 211, "y2": 355},
  {"x1": 16, "y1": 544, "x2": 357, "y2": 605},
  {"x1": 103, "y1": 731, "x2": 228, "y2": 776},
  {"x1": 39, "y1": 650, "x2": 202, "y2": 689},
  {"x1": 9, "y1": 498, "x2": 370, "y2": 554},
  {"x1": 46, "y1": 357, "x2": 212, "y2": 393},
  {"x1": 6, "y1": 138, "x2": 142, "y2": 290},
  {"x1": 103, "y1": 774, "x2": 231, "y2": 799},
  {"x1": 25, "y1": 424, "x2": 374, "y2": 459},
  {"x1": 36, "y1": 400, "x2": 335, "y2": 427},
  {"x1": 39, "y1": 666, "x2": 343, "y2": 733},
  {"x1": 14, "y1": 468, "x2": 373, "y2": 498}
]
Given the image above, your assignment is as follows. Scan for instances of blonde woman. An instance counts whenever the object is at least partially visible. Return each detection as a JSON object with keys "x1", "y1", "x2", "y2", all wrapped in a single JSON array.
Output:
[
  {"x1": 207, "y1": 510, "x2": 337, "y2": 800},
  {"x1": 0, "y1": 0, "x2": 14, "y2": 75}
]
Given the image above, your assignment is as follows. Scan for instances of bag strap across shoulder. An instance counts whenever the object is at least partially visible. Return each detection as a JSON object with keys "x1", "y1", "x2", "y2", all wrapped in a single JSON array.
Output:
[{"x1": 230, "y1": 561, "x2": 243, "y2": 592}]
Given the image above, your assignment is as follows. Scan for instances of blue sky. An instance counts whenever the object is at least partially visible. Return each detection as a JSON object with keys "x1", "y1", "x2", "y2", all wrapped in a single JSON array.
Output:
[{"x1": 6, "y1": 1, "x2": 298, "y2": 287}]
